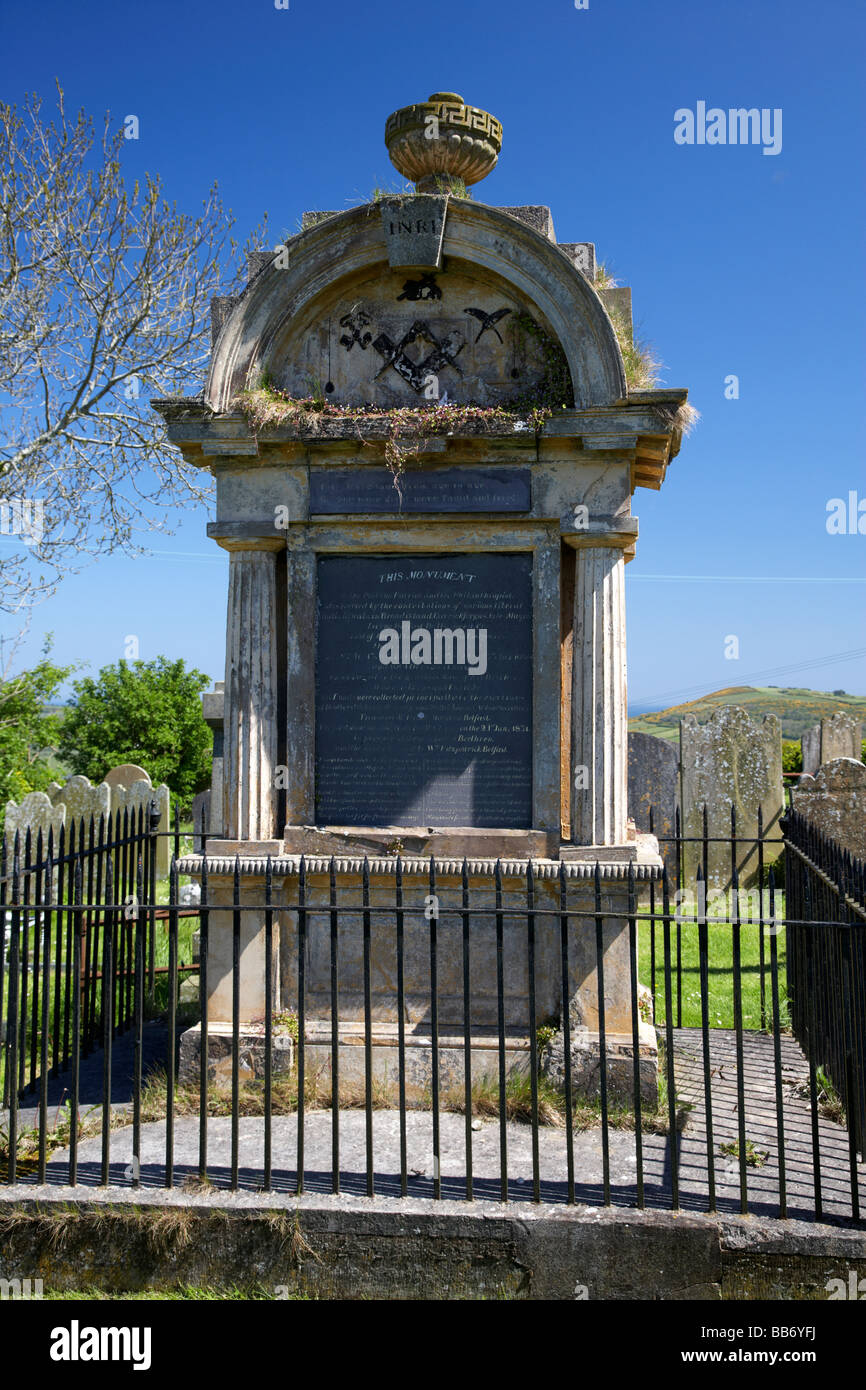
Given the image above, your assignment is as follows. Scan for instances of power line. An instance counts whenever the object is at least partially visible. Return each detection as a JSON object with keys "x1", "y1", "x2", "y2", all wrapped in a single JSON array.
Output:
[{"x1": 632, "y1": 647, "x2": 866, "y2": 709}]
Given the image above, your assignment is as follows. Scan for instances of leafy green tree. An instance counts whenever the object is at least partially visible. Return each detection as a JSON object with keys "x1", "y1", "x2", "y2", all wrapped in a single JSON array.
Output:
[
  {"x1": 0, "y1": 638, "x2": 75, "y2": 810},
  {"x1": 58, "y1": 657, "x2": 212, "y2": 811},
  {"x1": 781, "y1": 740, "x2": 803, "y2": 775}
]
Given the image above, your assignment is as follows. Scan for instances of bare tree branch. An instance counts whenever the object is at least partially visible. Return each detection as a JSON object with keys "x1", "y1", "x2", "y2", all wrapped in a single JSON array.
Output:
[{"x1": 0, "y1": 82, "x2": 267, "y2": 615}]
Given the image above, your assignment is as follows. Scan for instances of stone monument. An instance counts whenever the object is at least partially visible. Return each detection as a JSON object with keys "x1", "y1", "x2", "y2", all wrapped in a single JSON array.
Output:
[{"x1": 157, "y1": 94, "x2": 693, "y2": 1103}]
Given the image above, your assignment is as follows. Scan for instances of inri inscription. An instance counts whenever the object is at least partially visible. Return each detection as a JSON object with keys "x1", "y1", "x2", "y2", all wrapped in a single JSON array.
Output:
[{"x1": 315, "y1": 554, "x2": 533, "y2": 827}]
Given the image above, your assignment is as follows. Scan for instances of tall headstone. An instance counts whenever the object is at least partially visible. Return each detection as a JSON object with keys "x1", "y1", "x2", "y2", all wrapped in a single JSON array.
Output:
[
  {"x1": 801, "y1": 712, "x2": 863, "y2": 775},
  {"x1": 627, "y1": 732, "x2": 679, "y2": 875},
  {"x1": 791, "y1": 758, "x2": 866, "y2": 860},
  {"x1": 4, "y1": 791, "x2": 65, "y2": 848},
  {"x1": 680, "y1": 707, "x2": 783, "y2": 888},
  {"x1": 49, "y1": 774, "x2": 111, "y2": 827},
  {"x1": 103, "y1": 765, "x2": 171, "y2": 877},
  {"x1": 192, "y1": 790, "x2": 211, "y2": 852},
  {"x1": 801, "y1": 724, "x2": 821, "y2": 776}
]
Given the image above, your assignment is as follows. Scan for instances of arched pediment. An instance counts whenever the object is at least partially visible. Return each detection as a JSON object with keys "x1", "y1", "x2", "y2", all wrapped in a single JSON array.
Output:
[{"x1": 206, "y1": 201, "x2": 626, "y2": 413}]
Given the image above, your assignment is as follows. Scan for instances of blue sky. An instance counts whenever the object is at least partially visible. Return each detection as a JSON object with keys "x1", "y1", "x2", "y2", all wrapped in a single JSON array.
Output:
[{"x1": 2, "y1": 0, "x2": 864, "y2": 710}]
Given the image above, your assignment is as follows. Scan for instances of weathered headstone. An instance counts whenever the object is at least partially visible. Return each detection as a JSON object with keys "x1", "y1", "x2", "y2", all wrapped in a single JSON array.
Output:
[
  {"x1": 4, "y1": 790, "x2": 65, "y2": 848},
  {"x1": 791, "y1": 758, "x2": 866, "y2": 860},
  {"x1": 104, "y1": 766, "x2": 171, "y2": 876},
  {"x1": 680, "y1": 707, "x2": 783, "y2": 888},
  {"x1": 627, "y1": 732, "x2": 679, "y2": 874},
  {"x1": 49, "y1": 774, "x2": 111, "y2": 828},
  {"x1": 103, "y1": 763, "x2": 150, "y2": 790},
  {"x1": 821, "y1": 712, "x2": 863, "y2": 763},
  {"x1": 192, "y1": 790, "x2": 211, "y2": 852},
  {"x1": 801, "y1": 712, "x2": 863, "y2": 775},
  {"x1": 801, "y1": 724, "x2": 821, "y2": 776}
]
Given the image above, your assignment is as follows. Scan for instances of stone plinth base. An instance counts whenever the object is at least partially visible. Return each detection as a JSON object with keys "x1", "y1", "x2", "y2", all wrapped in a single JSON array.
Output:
[
  {"x1": 541, "y1": 1022, "x2": 659, "y2": 1108},
  {"x1": 177, "y1": 1018, "x2": 657, "y2": 1109},
  {"x1": 304, "y1": 1022, "x2": 531, "y2": 1093},
  {"x1": 178, "y1": 1021, "x2": 294, "y2": 1087}
]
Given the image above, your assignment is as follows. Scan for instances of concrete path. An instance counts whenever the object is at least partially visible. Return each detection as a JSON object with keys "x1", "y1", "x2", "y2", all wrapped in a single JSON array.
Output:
[{"x1": 7, "y1": 1028, "x2": 865, "y2": 1222}]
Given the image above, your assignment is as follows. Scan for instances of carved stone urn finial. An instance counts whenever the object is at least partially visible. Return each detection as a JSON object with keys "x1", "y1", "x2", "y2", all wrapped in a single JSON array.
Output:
[{"x1": 384, "y1": 92, "x2": 503, "y2": 193}]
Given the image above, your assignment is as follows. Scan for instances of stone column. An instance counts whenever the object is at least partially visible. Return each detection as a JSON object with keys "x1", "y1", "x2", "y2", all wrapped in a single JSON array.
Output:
[
  {"x1": 220, "y1": 539, "x2": 282, "y2": 843},
  {"x1": 571, "y1": 545, "x2": 628, "y2": 846}
]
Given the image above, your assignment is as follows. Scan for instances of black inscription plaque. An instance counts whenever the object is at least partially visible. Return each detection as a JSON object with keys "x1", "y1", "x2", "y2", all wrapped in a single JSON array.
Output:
[
  {"x1": 315, "y1": 554, "x2": 533, "y2": 827},
  {"x1": 309, "y1": 467, "x2": 531, "y2": 515}
]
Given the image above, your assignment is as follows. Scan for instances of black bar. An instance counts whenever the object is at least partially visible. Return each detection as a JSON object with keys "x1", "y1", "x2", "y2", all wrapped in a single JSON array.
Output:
[
  {"x1": 329, "y1": 856, "x2": 341, "y2": 1194},
  {"x1": 627, "y1": 862, "x2": 644, "y2": 1209},
  {"x1": 69, "y1": 858, "x2": 83, "y2": 1186},
  {"x1": 429, "y1": 857, "x2": 440, "y2": 1201},
  {"x1": 395, "y1": 856, "x2": 406, "y2": 1198},
  {"x1": 527, "y1": 861, "x2": 540, "y2": 1203},
  {"x1": 462, "y1": 858, "x2": 473, "y2": 1201},
  {"x1": 559, "y1": 862, "x2": 574, "y2": 1204},
  {"x1": 362, "y1": 857, "x2": 372, "y2": 1198},
  {"x1": 593, "y1": 864, "x2": 611, "y2": 1205},
  {"x1": 661, "y1": 869, "x2": 679, "y2": 1209},
  {"x1": 696, "y1": 866, "x2": 716, "y2": 1212},
  {"x1": 231, "y1": 857, "x2": 240, "y2": 1190},
  {"x1": 101, "y1": 859, "x2": 115, "y2": 1187},
  {"x1": 264, "y1": 857, "x2": 273, "y2": 1193},
  {"x1": 495, "y1": 860, "x2": 508, "y2": 1203},
  {"x1": 731, "y1": 868, "x2": 748, "y2": 1215},
  {"x1": 198, "y1": 853, "x2": 209, "y2": 1183},
  {"x1": 767, "y1": 868, "x2": 787, "y2": 1218},
  {"x1": 165, "y1": 859, "x2": 178, "y2": 1189}
]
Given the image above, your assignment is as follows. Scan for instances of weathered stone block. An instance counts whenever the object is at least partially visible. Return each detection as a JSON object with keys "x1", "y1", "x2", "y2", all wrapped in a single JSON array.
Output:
[
  {"x1": 178, "y1": 1021, "x2": 294, "y2": 1087},
  {"x1": 680, "y1": 707, "x2": 783, "y2": 888},
  {"x1": 379, "y1": 195, "x2": 447, "y2": 270},
  {"x1": 628, "y1": 732, "x2": 679, "y2": 876},
  {"x1": 791, "y1": 758, "x2": 866, "y2": 859}
]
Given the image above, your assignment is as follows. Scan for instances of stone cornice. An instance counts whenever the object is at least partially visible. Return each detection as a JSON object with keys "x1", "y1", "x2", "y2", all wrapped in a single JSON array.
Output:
[
  {"x1": 176, "y1": 852, "x2": 662, "y2": 882},
  {"x1": 151, "y1": 397, "x2": 687, "y2": 489}
]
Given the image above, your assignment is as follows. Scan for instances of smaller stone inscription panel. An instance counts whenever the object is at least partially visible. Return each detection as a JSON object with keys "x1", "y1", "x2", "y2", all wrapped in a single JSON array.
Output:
[
  {"x1": 310, "y1": 467, "x2": 531, "y2": 515},
  {"x1": 315, "y1": 554, "x2": 533, "y2": 828}
]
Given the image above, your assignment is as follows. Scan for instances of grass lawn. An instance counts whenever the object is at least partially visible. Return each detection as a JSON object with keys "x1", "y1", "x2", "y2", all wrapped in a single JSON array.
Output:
[{"x1": 639, "y1": 908, "x2": 789, "y2": 1032}]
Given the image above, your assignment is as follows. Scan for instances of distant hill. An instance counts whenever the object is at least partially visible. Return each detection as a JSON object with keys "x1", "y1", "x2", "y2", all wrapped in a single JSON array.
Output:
[{"x1": 628, "y1": 686, "x2": 866, "y2": 743}]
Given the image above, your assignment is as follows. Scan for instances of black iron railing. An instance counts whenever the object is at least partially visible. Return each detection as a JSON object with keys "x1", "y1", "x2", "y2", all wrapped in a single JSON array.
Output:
[
  {"x1": 1, "y1": 806, "x2": 864, "y2": 1225},
  {"x1": 784, "y1": 808, "x2": 866, "y2": 1191}
]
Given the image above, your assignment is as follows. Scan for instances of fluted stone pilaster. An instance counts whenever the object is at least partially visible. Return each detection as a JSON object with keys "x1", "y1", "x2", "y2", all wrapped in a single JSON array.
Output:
[
  {"x1": 571, "y1": 546, "x2": 628, "y2": 846},
  {"x1": 223, "y1": 543, "x2": 280, "y2": 841}
]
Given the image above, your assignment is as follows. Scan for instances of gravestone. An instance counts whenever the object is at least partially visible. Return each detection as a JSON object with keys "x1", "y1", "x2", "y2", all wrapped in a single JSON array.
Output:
[
  {"x1": 821, "y1": 712, "x2": 863, "y2": 763},
  {"x1": 103, "y1": 763, "x2": 150, "y2": 790},
  {"x1": 4, "y1": 791, "x2": 65, "y2": 848},
  {"x1": 801, "y1": 712, "x2": 863, "y2": 774},
  {"x1": 103, "y1": 766, "x2": 171, "y2": 877},
  {"x1": 791, "y1": 758, "x2": 866, "y2": 860},
  {"x1": 192, "y1": 790, "x2": 211, "y2": 852},
  {"x1": 627, "y1": 732, "x2": 679, "y2": 875},
  {"x1": 49, "y1": 774, "x2": 111, "y2": 827},
  {"x1": 801, "y1": 724, "x2": 821, "y2": 776},
  {"x1": 680, "y1": 707, "x2": 783, "y2": 888},
  {"x1": 314, "y1": 553, "x2": 533, "y2": 828}
]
